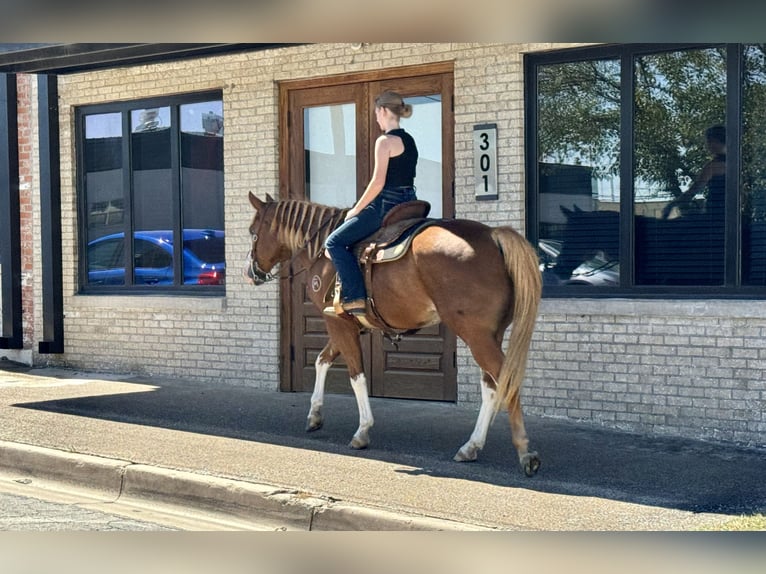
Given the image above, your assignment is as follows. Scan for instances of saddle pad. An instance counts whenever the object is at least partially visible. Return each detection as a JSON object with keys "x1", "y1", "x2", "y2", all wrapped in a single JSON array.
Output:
[{"x1": 367, "y1": 220, "x2": 441, "y2": 264}]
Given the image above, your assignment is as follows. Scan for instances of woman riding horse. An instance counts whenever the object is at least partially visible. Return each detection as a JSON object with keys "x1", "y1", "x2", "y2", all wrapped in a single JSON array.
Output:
[{"x1": 323, "y1": 91, "x2": 418, "y2": 317}]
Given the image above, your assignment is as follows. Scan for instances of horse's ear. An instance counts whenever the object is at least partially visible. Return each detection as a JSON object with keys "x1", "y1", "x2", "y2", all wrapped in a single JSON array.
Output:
[
  {"x1": 265, "y1": 193, "x2": 275, "y2": 203},
  {"x1": 249, "y1": 191, "x2": 264, "y2": 211},
  {"x1": 573, "y1": 204, "x2": 583, "y2": 212},
  {"x1": 560, "y1": 205, "x2": 573, "y2": 217}
]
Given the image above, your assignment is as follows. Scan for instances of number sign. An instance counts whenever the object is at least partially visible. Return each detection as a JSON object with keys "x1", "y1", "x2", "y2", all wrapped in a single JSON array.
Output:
[{"x1": 473, "y1": 123, "x2": 497, "y2": 200}]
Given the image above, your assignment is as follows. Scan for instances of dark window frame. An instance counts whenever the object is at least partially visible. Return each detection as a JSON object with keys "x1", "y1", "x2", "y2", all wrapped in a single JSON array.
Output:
[
  {"x1": 524, "y1": 43, "x2": 766, "y2": 299},
  {"x1": 76, "y1": 90, "x2": 225, "y2": 295}
]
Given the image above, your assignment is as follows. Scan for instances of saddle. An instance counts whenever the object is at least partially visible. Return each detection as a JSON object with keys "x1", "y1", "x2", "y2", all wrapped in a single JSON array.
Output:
[{"x1": 325, "y1": 200, "x2": 439, "y2": 336}]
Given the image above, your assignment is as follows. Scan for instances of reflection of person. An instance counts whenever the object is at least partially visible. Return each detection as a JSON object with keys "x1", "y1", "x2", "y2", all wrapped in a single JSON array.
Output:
[
  {"x1": 323, "y1": 91, "x2": 419, "y2": 316},
  {"x1": 662, "y1": 125, "x2": 726, "y2": 221}
]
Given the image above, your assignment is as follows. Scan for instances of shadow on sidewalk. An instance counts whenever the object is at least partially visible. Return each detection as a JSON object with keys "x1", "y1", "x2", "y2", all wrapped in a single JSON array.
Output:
[{"x1": 9, "y1": 369, "x2": 766, "y2": 517}]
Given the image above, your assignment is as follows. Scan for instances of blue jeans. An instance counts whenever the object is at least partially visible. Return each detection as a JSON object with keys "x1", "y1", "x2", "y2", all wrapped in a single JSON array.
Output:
[{"x1": 325, "y1": 188, "x2": 416, "y2": 303}]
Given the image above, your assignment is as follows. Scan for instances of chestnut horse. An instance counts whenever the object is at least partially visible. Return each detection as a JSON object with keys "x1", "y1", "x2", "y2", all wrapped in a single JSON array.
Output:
[{"x1": 245, "y1": 192, "x2": 542, "y2": 475}]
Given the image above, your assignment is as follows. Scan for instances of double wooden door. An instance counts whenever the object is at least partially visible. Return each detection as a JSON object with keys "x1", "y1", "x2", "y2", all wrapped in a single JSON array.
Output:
[{"x1": 279, "y1": 65, "x2": 456, "y2": 401}]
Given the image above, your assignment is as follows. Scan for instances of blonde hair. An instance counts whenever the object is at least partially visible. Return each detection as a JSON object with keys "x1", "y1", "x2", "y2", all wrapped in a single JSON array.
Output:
[{"x1": 374, "y1": 90, "x2": 413, "y2": 119}]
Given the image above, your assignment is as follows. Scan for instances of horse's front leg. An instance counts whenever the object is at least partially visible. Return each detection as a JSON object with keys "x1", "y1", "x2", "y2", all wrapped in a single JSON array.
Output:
[
  {"x1": 349, "y1": 371, "x2": 374, "y2": 449},
  {"x1": 322, "y1": 317, "x2": 373, "y2": 449},
  {"x1": 307, "y1": 342, "x2": 339, "y2": 432}
]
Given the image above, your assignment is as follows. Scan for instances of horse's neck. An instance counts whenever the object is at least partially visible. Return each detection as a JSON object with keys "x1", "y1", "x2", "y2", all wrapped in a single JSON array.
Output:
[{"x1": 277, "y1": 201, "x2": 344, "y2": 261}]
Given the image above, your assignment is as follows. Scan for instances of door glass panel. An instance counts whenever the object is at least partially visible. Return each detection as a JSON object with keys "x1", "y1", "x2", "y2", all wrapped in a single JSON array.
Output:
[
  {"x1": 742, "y1": 44, "x2": 766, "y2": 285},
  {"x1": 400, "y1": 94, "x2": 443, "y2": 217},
  {"x1": 536, "y1": 59, "x2": 621, "y2": 287},
  {"x1": 633, "y1": 47, "x2": 726, "y2": 286},
  {"x1": 304, "y1": 103, "x2": 357, "y2": 208}
]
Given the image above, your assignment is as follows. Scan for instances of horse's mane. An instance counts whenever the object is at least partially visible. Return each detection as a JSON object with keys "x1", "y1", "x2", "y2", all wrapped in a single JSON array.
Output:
[{"x1": 268, "y1": 199, "x2": 347, "y2": 260}]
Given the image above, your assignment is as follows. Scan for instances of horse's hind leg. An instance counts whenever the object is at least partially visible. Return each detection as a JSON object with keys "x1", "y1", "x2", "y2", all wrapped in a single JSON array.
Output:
[
  {"x1": 307, "y1": 342, "x2": 340, "y2": 432},
  {"x1": 486, "y1": 350, "x2": 539, "y2": 475},
  {"x1": 452, "y1": 330, "x2": 506, "y2": 463},
  {"x1": 454, "y1": 370, "x2": 498, "y2": 462},
  {"x1": 508, "y1": 393, "x2": 540, "y2": 477}
]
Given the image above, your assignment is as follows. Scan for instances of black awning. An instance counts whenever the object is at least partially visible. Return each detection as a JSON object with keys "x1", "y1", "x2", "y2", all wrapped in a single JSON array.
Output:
[{"x1": 0, "y1": 43, "x2": 286, "y2": 74}]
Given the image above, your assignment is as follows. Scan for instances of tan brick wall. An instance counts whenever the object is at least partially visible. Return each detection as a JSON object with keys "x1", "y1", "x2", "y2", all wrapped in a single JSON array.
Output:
[
  {"x1": 527, "y1": 299, "x2": 766, "y2": 448},
  {"x1": 19, "y1": 43, "x2": 764, "y2": 449}
]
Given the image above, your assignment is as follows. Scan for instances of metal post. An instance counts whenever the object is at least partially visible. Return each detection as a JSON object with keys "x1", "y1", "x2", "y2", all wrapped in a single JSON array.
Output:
[
  {"x1": 38, "y1": 74, "x2": 64, "y2": 354},
  {"x1": 0, "y1": 73, "x2": 22, "y2": 349}
]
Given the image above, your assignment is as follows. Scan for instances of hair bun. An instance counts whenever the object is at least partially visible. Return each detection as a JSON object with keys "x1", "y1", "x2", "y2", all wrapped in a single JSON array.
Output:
[{"x1": 374, "y1": 90, "x2": 413, "y2": 119}]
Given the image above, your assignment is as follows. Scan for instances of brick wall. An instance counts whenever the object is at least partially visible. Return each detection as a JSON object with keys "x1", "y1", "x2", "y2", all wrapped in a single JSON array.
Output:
[
  {"x1": 0, "y1": 74, "x2": 35, "y2": 357},
  {"x1": 526, "y1": 299, "x2": 766, "y2": 448},
  {"x1": 17, "y1": 74, "x2": 35, "y2": 349},
  {"x1": 18, "y1": 43, "x2": 763, "y2": 449}
]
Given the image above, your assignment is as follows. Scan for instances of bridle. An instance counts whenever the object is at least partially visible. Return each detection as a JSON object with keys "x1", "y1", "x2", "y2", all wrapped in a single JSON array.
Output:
[
  {"x1": 245, "y1": 233, "x2": 276, "y2": 285},
  {"x1": 245, "y1": 207, "x2": 276, "y2": 285}
]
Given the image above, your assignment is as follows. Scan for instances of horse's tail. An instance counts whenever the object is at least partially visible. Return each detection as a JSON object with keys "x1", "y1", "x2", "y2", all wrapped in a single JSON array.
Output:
[{"x1": 491, "y1": 226, "x2": 542, "y2": 412}]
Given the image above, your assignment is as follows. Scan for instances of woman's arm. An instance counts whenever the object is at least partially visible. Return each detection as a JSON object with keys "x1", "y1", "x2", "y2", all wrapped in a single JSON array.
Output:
[
  {"x1": 681, "y1": 161, "x2": 714, "y2": 202},
  {"x1": 345, "y1": 135, "x2": 394, "y2": 219},
  {"x1": 662, "y1": 160, "x2": 714, "y2": 218}
]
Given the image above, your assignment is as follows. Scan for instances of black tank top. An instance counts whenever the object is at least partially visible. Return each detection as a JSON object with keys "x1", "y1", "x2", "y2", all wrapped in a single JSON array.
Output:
[
  {"x1": 706, "y1": 154, "x2": 726, "y2": 226},
  {"x1": 383, "y1": 128, "x2": 418, "y2": 189}
]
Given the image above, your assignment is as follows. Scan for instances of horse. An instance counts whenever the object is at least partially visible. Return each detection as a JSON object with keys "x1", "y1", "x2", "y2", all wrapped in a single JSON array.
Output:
[{"x1": 244, "y1": 191, "x2": 543, "y2": 476}]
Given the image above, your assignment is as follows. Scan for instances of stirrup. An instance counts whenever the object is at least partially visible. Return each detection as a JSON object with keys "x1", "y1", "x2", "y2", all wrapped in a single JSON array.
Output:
[{"x1": 323, "y1": 299, "x2": 366, "y2": 317}]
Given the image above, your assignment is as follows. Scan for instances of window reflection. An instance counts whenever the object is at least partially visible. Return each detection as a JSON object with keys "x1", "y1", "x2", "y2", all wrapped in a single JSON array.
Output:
[
  {"x1": 131, "y1": 106, "x2": 172, "y2": 286},
  {"x1": 536, "y1": 59, "x2": 621, "y2": 287},
  {"x1": 181, "y1": 101, "x2": 225, "y2": 286},
  {"x1": 84, "y1": 112, "x2": 125, "y2": 284},
  {"x1": 81, "y1": 96, "x2": 225, "y2": 290},
  {"x1": 742, "y1": 44, "x2": 766, "y2": 285},
  {"x1": 633, "y1": 48, "x2": 726, "y2": 286}
]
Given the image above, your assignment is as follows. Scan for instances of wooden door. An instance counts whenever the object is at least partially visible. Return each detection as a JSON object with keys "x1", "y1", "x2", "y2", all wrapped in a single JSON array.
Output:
[
  {"x1": 281, "y1": 66, "x2": 456, "y2": 401},
  {"x1": 366, "y1": 75, "x2": 456, "y2": 400}
]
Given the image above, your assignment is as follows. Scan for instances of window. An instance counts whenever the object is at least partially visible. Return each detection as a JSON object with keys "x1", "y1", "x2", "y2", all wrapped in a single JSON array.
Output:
[
  {"x1": 77, "y1": 92, "x2": 225, "y2": 293},
  {"x1": 527, "y1": 44, "x2": 766, "y2": 297}
]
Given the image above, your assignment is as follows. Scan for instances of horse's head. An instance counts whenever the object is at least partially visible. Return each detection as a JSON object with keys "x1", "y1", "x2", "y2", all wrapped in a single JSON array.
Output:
[{"x1": 244, "y1": 191, "x2": 287, "y2": 285}]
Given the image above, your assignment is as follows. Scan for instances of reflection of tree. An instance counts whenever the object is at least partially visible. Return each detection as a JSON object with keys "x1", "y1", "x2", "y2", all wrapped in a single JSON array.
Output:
[
  {"x1": 538, "y1": 60, "x2": 620, "y2": 180},
  {"x1": 744, "y1": 44, "x2": 766, "y2": 222},
  {"x1": 634, "y1": 48, "x2": 726, "y2": 201},
  {"x1": 538, "y1": 47, "x2": 734, "y2": 203}
]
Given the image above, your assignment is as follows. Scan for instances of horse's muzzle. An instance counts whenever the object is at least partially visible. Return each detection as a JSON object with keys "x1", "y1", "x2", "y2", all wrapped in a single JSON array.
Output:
[{"x1": 243, "y1": 252, "x2": 275, "y2": 285}]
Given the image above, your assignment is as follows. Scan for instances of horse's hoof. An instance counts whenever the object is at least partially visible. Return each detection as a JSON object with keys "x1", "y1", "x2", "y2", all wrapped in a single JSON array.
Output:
[
  {"x1": 306, "y1": 420, "x2": 323, "y2": 432},
  {"x1": 520, "y1": 452, "x2": 541, "y2": 476},
  {"x1": 349, "y1": 436, "x2": 369, "y2": 449},
  {"x1": 453, "y1": 446, "x2": 478, "y2": 462}
]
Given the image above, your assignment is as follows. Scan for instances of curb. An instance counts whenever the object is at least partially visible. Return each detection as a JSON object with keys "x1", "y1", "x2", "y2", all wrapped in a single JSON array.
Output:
[{"x1": 0, "y1": 440, "x2": 490, "y2": 531}]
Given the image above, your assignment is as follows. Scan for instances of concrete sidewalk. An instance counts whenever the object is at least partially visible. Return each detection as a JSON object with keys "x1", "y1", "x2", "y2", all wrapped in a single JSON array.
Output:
[{"x1": 0, "y1": 360, "x2": 764, "y2": 530}]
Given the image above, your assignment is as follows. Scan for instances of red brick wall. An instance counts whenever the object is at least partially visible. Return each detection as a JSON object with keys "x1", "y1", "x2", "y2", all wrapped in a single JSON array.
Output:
[{"x1": 16, "y1": 74, "x2": 34, "y2": 348}]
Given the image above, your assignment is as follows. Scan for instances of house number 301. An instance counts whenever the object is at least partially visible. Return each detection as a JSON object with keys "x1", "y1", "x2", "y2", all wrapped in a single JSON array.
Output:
[{"x1": 473, "y1": 123, "x2": 498, "y2": 200}]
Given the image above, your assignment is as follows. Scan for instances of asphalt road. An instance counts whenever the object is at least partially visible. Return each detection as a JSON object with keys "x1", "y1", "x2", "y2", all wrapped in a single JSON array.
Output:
[{"x1": 0, "y1": 483, "x2": 177, "y2": 531}]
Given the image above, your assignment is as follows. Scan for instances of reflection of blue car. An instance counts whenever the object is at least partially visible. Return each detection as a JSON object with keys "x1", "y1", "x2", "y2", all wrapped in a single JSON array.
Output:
[{"x1": 87, "y1": 229, "x2": 225, "y2": 286}]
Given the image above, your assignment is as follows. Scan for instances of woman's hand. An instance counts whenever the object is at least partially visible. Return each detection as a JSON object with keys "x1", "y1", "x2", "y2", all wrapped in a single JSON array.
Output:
[
  {"x1": 661, "y1": 200, "x2": 676, "y2": 220},
  {"x1": 344, "y1": 206, "x2": 361, "y2": 221}
]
